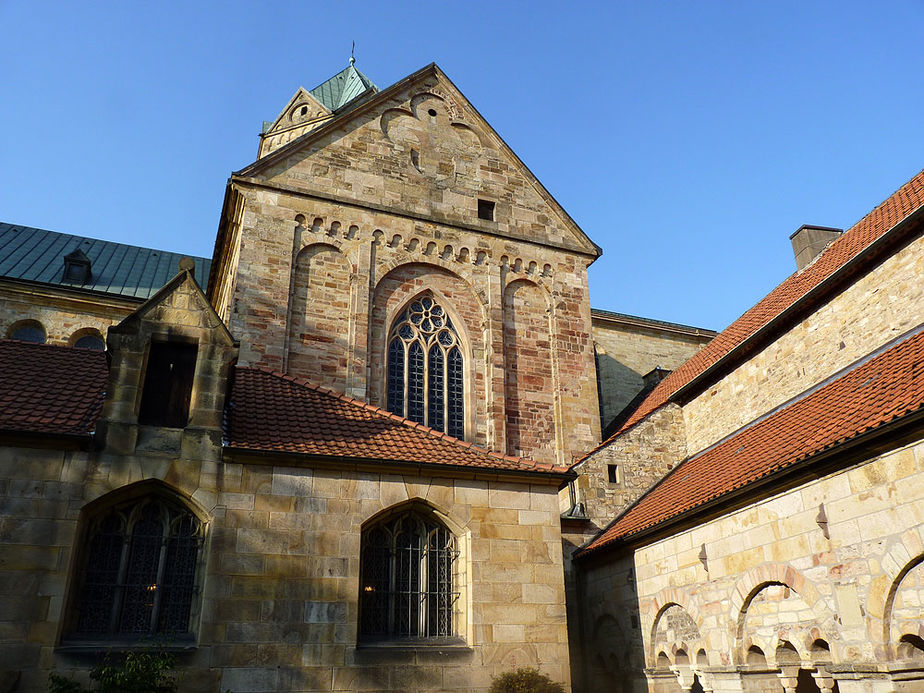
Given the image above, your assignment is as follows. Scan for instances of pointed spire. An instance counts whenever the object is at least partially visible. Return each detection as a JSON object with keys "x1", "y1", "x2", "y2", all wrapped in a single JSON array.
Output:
[{"x1": 350, "y1": 41, "x2": 355, "y2": 66}]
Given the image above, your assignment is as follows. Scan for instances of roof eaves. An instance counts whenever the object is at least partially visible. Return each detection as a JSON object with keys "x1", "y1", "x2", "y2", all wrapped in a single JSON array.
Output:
[
  {"x1": 575, "y1": 404, "x2": 924, "y2": 560},
  {"x1": 670, "y1": 202, "x2": 924, "y2": 406}
]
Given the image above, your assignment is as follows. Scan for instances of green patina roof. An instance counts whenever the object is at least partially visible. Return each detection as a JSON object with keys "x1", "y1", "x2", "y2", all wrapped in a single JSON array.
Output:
[
  {"x1": 0, "y1": 222, "x2": 211, "y2": 300},
  {"x1": 309, "y1": 61, "x2": 377, "y2": 112}
]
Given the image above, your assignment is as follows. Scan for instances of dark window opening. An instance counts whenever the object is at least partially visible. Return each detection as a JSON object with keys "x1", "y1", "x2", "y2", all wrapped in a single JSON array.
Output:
[
  {"x1": 607, "y1": 464, "x2": 620, "y2": 484},
  {"x1": 300, "y1": 105, "x2": 308, "y2": 116},
  {"x1": 71, "y1": 495, "x2": 202, "y2": 640},
  {"x1": 138, "y1": 341, "x2": 197, "y2": 428},
  {"x1": 74, "y1": 334, "x2": 105, "y2": 350},
  {"x1": 359, "y1": 511, "x2": 458, "y2": 641},
  {"x1": 427, "y1": 108, "x2": 437, "y2": 117},
  {"x1": 9, "y1": 321, "x2": 46, "y2": 344},
  {"x1": 477, "y1": 199, "x2": 495, "y2": 221},
  {"x1": 385, "y1": 296, "x2": 465, "y2": 439}
]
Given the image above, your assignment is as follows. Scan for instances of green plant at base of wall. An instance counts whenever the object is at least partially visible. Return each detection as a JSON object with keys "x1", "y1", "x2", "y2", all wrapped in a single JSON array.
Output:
[
  {"x1": 489, "y1": 667, "x2": 566, "y2": 693},
  {"x1": 48, "y1": 651, "x2": 177, "y2": 693}
]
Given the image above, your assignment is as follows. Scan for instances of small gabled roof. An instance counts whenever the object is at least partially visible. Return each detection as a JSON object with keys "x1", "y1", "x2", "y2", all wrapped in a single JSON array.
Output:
[
  {"x1": 578, "y1": 167, "x2": 924, "y2": 463},
  {"x1": 0, "y1": 222, "x2": 211, "y2": 300},
  {"x1": 226, "y1": 367, "x2": 571, "y2": 476},
  {"x1": 309, "y1": 60, "x2": 377, "y2": 112},
  {"x1": 0, "y1": 340, "x2": 107, "y2": 437},
  {"x1": 578, "y1": 324, "x2": 924, "y2": 557}
]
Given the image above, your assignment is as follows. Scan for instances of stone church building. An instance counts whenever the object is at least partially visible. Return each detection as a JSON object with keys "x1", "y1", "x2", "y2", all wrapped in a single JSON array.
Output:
[{"x1": 0, "y1": 61, "x2": 921, "y2": 693}]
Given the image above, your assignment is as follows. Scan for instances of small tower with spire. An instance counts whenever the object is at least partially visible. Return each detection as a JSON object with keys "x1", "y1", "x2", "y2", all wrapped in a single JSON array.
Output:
[{"x1": 257, "y1": 56, "x2": 378, "y2": 159}]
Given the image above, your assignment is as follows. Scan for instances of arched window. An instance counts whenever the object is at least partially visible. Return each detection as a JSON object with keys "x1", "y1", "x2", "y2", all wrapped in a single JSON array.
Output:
[
  {"x1": 359, "y1": 511, "x2": 459, "y2": 642},
  {"x1": 7, "y1": 319, "x2": 46, "y2": 344},
  {"x1": 386, "y1": 295, "x2": 464, "y2": 438},
  {"x1": 69, "y1": 494, "x2": 203, "y2": 642}
]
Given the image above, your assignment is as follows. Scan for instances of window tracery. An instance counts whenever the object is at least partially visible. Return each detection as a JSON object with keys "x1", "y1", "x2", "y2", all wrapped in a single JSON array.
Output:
[
  {"x1": 70, "y1": 495, "x2": 203, "y2": 641},
  {"x1": 386, "y1": 295, "x2": 464, "y2": 438},
  {"x1": 359, "y1": 511, "x2": 458, "y2": 641}
]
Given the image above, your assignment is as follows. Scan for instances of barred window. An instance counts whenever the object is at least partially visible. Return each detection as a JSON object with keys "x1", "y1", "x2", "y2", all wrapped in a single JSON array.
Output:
[
  {"x1": 70, "y1": 495, "x2": 203, "y2": 641},
  {"x1": 386, "y1": 295, "x2": 465, "y2": 438},
  {"x1": 359, "y1": 511, "x2": 459, "y2": 642}
]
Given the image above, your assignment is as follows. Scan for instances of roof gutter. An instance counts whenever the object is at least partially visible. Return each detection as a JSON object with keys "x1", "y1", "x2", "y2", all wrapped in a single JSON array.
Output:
[
  {"x1": 575, "y1": 405, "x2": 924, "y2": 562},
  {"x1": 671, "y1": 204, "x2": 924, "y2": 405},
  {"x1": 223, "y1": 445, "x2": 575, "y2": 485}
]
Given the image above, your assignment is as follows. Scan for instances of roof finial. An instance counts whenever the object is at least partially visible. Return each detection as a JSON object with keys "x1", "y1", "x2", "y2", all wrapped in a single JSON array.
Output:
[{"x1": 350, "y1": 41, "x2": 355, "y2": 66}]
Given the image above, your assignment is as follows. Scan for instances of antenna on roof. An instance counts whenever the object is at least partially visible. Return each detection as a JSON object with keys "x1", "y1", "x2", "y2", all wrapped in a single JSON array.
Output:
[{"x1": 350, "y1": 41, "x2": 355, "y2": 65}]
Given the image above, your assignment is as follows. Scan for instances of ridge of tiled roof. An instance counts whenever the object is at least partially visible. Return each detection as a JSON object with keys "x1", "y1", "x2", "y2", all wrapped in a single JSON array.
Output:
[
  {"x1": 0, "y1": 339, "x2": 108, "y2": 437},
  {"x1": 578, "y1": 167, "x2": 924, "y2": 465},
  {"x1": 226, "y1": 367, "x2": 570, "y2": 475},
  {"x1": 578, "y1": 324, "x2": 924, "y2": 557}
]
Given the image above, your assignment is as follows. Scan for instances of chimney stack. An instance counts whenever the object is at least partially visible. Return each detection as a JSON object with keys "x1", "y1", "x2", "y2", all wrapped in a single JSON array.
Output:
[{"x1": 789, "y1": 225, "x2": 842, "y2": 270}]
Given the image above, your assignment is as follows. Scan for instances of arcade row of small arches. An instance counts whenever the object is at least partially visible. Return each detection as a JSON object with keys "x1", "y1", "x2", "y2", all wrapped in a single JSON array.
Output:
[
  {"x1": 649, "y1": 552, "x2": 924, "y2": 671},
  {"x1": 4, "y1": 319, "x2": 105, "y2": 350},
  {"x1": 293, "y1": 214, "x2": 554, "y2": 278}
]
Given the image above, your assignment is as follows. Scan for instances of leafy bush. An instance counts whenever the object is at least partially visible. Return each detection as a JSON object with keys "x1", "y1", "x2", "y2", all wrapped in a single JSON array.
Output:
[
  {"x1": 49, "y1": 651, "x2": 177, "y2": 693},
  {"x1": 489, "y1": 667, "x2": 566, "y2": 693}
]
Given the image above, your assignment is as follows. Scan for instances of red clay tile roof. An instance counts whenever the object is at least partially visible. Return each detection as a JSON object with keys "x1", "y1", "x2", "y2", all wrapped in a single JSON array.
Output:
[
  {"x1": 0, "y1": 339, "x2": 107, "y2": 436},
  {"x1": 579, "y1": 168, "x2": 924, "y2": 463},
  {"x1": 226, "y1": 367, "x2": 570, "y2": 475},
  {"x1": 578, "y1": 325, "x2": 924, "y2": 556}
]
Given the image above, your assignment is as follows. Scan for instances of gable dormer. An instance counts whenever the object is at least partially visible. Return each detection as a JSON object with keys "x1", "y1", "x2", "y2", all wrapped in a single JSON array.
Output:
[
  {"x1": 257, "y1": 59, "x2": 378, "y2": 159},
  {"x1": 97, "y1": 258, "x2": 238, "y2": 458}
]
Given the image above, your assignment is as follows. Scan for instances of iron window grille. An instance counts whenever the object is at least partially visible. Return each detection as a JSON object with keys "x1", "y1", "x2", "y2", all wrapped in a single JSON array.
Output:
[
  {"x1": 71, "y1": 496, "x2": 203, "y2": 641},
  {"x1": 386, "y1": 295, "x2": 464, "y2": 438},
  {"x1": 359, "y1": 512, "x2": 459, "y2": 642}
]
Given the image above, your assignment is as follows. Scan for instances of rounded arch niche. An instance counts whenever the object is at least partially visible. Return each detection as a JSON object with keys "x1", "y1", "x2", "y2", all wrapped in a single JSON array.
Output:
[{"x1": 285, "y1": 242, "x2": 352, "y2": 390}]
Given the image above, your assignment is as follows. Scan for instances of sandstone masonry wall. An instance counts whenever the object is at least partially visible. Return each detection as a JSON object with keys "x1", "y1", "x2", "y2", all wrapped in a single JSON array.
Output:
[
  {"x1": 0, "y1": 285, "x2": 131, "y2": 346},
  {"x1": 578, "y1": 438, "x2": 924, "y2": 693},
  {"x1": 682, "y1": 234, "x2": 924, "y2": 455},
  {"x1": 592, "y1": 318, "x2": 713, "y2": 428}
]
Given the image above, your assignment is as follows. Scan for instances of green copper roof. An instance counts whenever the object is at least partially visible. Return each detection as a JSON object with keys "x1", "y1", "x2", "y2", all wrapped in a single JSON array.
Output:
[
  {"x1": 0, "y1": 222, "x2": 211, "y2": 300},
  {"x1": 309, "y1": 61, "x2": 377, "y2": 112}
]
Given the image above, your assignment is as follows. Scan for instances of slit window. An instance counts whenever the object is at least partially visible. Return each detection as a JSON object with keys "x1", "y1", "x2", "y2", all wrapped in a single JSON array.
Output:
[
  {"x1": 138, "y1": 341, "x2": 198, "y2": 428},
  {"x1": 477, "y1": 199, "x2": 495, "y2": 221}
]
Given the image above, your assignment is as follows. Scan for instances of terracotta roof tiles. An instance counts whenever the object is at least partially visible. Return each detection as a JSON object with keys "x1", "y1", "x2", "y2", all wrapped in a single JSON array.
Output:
[
  {"x1": 226, "y1": 367, "x2": 570, "y2": 475},
  {"x1": 0, "y1": 339, "x2": 107, "y2": 436},
  {"x1": 579, "y1": 168, "x2": 924, "y2": 463},
  {"x1": 579, "y1": 325, "x2": 924, "y2": 556}
]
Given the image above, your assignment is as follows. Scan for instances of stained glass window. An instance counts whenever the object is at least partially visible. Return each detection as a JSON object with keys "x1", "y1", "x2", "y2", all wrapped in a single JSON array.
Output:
[
  {"x1": 386, "y1": 295, "x2": 465, "y2": 438},
  {"x1": 73, "y1": 495, "x2": 203, "y2": 639},
  {"x1": 359, "y1": 511, "x2": 458, "y2": 641}
]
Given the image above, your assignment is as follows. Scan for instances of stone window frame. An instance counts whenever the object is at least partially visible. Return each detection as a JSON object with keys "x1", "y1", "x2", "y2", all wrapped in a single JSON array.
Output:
[
  {"x1": 384, "y1": 292, "x2": 469, "y2": 440},
  {"x1": 59, "y1": 481, "x2": 209, "y2": 651},
  {"x1": 357, "y1": 501, "x2": 469, "y2": 649}
]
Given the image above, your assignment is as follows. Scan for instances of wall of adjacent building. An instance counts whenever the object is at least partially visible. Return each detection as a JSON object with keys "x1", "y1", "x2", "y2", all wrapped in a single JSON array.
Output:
[
  {"x1": 592, "y1": 317, "x2": 713, "y2": 430},
  {"x1": 0, "y1": 283, "x2": 131, "y2": 345},
  {"x1": 0, "y1": 443, "x2": 573, "y2": 693},
  {"x1": 577, "y1": 438, "x2": 924, "y2": 693},
  {"x1": 681, "y1": 233, "x2": 924, "y2": 457}
]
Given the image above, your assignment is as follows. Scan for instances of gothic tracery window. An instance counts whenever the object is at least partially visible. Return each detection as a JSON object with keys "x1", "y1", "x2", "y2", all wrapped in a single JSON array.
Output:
[
  {"x1": 386, "y1": 295, "x2": 464, "y2": 438},
  {"x1": 70, "y1": 495, "x2": 203, "y2": 641},
  {"x1": 359, "y1": 511, "x2": 459, "y2": 641}
]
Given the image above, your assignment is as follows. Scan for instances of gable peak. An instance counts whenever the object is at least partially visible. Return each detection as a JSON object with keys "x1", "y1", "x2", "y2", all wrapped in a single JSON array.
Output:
[{"x1": 258, "y1": 61, "x2": 379, "y2": 159}]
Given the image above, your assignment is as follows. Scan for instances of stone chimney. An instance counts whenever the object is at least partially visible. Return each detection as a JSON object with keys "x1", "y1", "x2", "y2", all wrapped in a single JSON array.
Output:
[{"x1": 790, "y1": 225, "x2": 843, "y2": 270}]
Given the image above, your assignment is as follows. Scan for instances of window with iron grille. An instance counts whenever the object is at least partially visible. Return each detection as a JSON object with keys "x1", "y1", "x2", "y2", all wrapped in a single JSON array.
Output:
[
  {"x1": 359, "y1": 512, "x2": 459, "y2": 642},
  {"x1": 69, "y1": 495, "x2": 203, "y2": 642},
  {"x1": 386, "y1": 295, "x2": 465, "y2": 439}
]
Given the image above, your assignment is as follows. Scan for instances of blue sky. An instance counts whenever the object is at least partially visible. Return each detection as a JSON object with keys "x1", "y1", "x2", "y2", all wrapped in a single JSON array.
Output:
[{"x1": 1, "y1": 1, "x2": 922, "y2": 330}]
